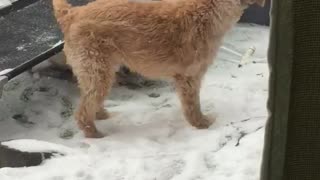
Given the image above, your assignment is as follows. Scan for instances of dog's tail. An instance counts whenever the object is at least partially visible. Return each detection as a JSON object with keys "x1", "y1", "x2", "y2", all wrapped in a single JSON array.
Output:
[{"x1": 52, "y1": 0, "x2": 72, "y2": 29}]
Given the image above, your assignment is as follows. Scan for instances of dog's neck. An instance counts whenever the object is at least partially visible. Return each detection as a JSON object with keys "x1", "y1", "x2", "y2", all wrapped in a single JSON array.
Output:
[{"x1": 178, "y1": 0, "x2": 243, "y2": 37}]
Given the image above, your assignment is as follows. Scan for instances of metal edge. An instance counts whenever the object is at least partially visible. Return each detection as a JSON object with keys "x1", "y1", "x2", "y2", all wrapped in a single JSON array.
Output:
[{"x1": 0, "y1": 75, "x2": 8, "y2": 98}]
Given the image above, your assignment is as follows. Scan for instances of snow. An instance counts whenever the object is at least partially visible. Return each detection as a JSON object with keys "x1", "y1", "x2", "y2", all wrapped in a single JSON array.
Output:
[
  {"x1": 0, "y1": 24, "x2": 269, "y2": 180},
  {"x1": 0, "y1": 69, "x2": 12, "y2": 76},
  {"x1": 2, "y1": 139, "x2": 75, "y2": 154},
  {"x1": 0, "y1": 0, "x2": 11, "y2": 10},
  {"x1": 52, "y1": 40, "x2": 63, "y2": 48}
]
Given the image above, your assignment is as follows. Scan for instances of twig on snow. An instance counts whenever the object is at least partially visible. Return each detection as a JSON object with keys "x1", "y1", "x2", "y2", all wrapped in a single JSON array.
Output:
[{"x1": 235, "y1": 126, "x2": 263, "y2": 147}]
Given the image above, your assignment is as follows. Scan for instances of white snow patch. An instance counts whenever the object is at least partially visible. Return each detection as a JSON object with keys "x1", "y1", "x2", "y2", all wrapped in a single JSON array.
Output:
[
  {"x1": 2, "y1": 139, "x2": 75, "y2": 154},
  {"x1": 16, "y1": 45, "x2": 26, "y2": 51},
  {"x1": 52, "y1": 40, "x2": 63, "y2": 48},
  {"x1": 0, "y1": 69, "x2": 12, "y2": 76},
  {"x1": 0, "y1": 0, "x2": 11, "y2": 9}
]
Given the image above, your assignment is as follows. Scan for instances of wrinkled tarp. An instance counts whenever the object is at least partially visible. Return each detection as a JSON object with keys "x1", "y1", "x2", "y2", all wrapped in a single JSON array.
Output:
[{"x1": 261, "y1": 0, "x2": 320, "y2": 180}]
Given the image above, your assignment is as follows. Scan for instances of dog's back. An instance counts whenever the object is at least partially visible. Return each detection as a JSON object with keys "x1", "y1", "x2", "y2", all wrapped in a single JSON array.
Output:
[{"x1": 53, "y1": 0, "x2": 238, "y2": 78}]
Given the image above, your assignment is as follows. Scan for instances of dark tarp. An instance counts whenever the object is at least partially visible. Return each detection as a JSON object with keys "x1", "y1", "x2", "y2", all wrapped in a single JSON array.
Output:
[
  {"x1": 239, "y1": 0, "x2": 271, "y2": 26},
  {"x1": 261, "y1": 0, "x2": 320, "y2": 180},
  {"x1": 0, "y1": 0, "x2": 90, "y2": 72}
]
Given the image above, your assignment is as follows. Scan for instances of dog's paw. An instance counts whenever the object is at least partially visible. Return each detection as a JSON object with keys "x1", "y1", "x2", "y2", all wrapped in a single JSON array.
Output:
[
  {"x1": 96, "y1": 110, "x2": 110, "y2": 120},
  {"x1": 84, "y1": 131, "x2": 105, "y2": 138},
  {"x1": 96, "y1": 111, "x2": 119, "y2": 120},
  {"x1": 193, "y1": 116, "x2": 215, "y2": 129}
]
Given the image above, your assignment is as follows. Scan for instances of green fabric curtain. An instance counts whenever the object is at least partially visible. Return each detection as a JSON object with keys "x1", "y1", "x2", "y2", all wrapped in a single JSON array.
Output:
[{"x1": 261, "y1": 0, "x2": 320, "y2": 180}]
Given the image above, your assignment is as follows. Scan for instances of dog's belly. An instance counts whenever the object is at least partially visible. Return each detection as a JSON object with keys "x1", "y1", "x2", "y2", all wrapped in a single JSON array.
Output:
[
  {"x1": 124, "y1": 61, "x2": 177, "y2": 78},
  {"x1": 115, "y1": 41, "x2": 216, "y2": 78},
  {"x1": 121, "y1": 57, "x2": 210, "y2": 79}
]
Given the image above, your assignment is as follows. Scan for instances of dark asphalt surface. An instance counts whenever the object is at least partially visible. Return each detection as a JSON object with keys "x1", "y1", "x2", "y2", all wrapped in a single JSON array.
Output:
[{"x1": 0, "y1": 0, "x2": 90, "y2": 72}]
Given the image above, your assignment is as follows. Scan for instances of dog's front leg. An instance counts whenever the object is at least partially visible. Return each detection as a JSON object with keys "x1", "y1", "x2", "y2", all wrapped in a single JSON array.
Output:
[{"x1": 174, "y1": 74, "x2": 214, "y2": 129}]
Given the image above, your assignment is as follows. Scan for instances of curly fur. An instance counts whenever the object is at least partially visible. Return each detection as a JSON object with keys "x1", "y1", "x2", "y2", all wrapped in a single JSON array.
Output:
[{"x1": 53, "y1": 0, "x2": 264, "y2": 138}]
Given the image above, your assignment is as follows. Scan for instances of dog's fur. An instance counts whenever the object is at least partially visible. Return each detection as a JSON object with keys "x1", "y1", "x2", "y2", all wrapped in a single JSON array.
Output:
[{"x1": 52, "y1": 0, "x2": 265, "y2": 138}]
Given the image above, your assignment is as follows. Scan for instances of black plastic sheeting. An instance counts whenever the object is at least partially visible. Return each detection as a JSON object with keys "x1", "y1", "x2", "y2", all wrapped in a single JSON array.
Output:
[
  {"x1": 0, "y1": 0, "x2": 90, "y2": 72},
  {"x1": 239, "y1": 0, "x2": 271, "y2": 26},
  {"x1": 0, "y1": 141, "x2": 57, "y2": 168}
]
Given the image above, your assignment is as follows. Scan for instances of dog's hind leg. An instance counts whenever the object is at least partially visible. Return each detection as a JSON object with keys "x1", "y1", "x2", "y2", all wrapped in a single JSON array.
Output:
[
  {"x1": 174, "y1": 74, "x2": 214, "y2": 129},
  {"x1": 73, "y1": 58, "x2": 115, "y2": 138},
  {"x1": 96, "y1": 104, "x2": 110, "y2": 120}
]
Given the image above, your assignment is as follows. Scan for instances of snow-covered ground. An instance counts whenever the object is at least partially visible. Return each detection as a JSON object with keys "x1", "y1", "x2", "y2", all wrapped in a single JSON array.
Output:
[{"x1": 0, "y1": 24, "x2": 269, "y2": 180}]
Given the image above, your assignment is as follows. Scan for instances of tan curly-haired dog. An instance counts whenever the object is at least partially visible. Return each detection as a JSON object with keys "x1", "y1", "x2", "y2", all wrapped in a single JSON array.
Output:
[{"x1": 52, "y1": 0, "x2": 265, "y2": 138}]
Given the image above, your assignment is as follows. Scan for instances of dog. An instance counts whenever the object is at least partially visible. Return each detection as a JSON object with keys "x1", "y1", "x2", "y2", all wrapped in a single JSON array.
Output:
[{"x1": 52, "y1": 0, "x2": 265, "y2": 138}]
